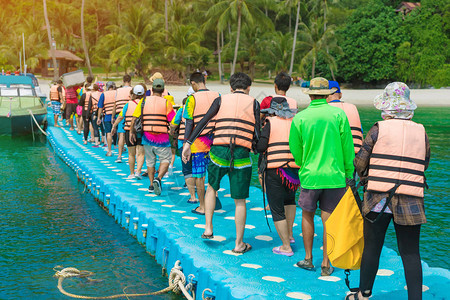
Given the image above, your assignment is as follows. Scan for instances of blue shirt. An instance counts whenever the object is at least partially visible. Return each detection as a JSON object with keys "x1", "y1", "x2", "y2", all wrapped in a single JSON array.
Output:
[{"x1": 97, "y1": 94, "x2": 112, "y2": 122}]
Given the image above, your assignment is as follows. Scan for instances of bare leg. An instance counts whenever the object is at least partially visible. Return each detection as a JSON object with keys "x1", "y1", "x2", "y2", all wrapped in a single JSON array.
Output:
[
  {"x1": 285, "y1": 204, "x2": 296, "y2": 240},
  {"x1": 128, "y1": 146, "x2": 136, "y2": 176},
  {"x1": 274, "y1": 220, "x2": 293, "y2": 253},
  {"x1": 157, "y1": 162, "x2": 170, "y2": 179},
  {"x1": 69, "y1": 115, "x2": 74, "y2": 130},
  {"x1": 203, "y1": 184, "x2": 217, "y2": 236},
  {"x1": 148, "y1": 167, "x2": 156, "y2": 184},
  {"x1": 196, "y1": 176, "x2": 206, "y2": 210},
  {"x1": 170, "y1": 148, "x2": 175, "y2": 167},
  {"x1": 118, "y1": 133, "x2": 125, "y2": 158},
  {"x1": 106, "y1": 133, "x2": 112, "y2": 155},
  {"x1": 233, "y1": 198, "x2": 247, "y2": 251},
  {"x1": 136, "y1": 145, "x2": 145, "y2": 174},
  {"x1": 185, "y1": 177, "x2": 197, "y2": 203},
  {"x1": 54, "y1": 115, "x2": 60, "y2": 127},
  {"x1": 321, "y1": 210, "x2": 331, "y2": 268},
  {"x1": 302, "y1": 210, "x2": 315, "y2": 260}
]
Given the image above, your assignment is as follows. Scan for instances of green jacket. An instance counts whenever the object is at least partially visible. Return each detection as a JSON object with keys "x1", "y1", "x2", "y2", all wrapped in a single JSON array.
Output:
[{"x1": 289, "y1": 98, "x2": 355, "y2": 189}]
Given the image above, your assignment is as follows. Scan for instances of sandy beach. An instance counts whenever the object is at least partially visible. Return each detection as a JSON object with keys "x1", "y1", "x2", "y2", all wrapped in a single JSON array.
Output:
[{"x1": 39, "y1": 79, "x2": 449, "y2": 106}]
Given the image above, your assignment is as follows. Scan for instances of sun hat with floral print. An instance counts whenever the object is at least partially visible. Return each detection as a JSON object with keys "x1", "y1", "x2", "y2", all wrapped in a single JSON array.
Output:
[{"x1": 374, "y1": 82, "x2": 417, "y2": 111}]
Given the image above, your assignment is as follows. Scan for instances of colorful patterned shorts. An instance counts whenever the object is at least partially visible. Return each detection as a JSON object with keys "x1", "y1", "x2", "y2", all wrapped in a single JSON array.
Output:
[
  {"x1": 192, "y1": 152, "x2": 210, "y2": 178},
  {"x1": 51, "y1": 101, "x2": 61, "y2": 116}
]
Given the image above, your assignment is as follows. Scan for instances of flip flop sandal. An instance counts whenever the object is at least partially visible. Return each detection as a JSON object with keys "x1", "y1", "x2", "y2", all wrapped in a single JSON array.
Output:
[
  {"x1": 191, "y1": 207, "x2": 205, "y2": 215},
  {"x1": 232, "y1": 243, "x2": 252, "y2": 254},
  {"x1": 201, "y1": 232, "x2": 214, "y2": 239},
  {"x1": 272, "y1": 246, "x2": 294, "y2": 257},
  {"x1": 187, "y1": 198, "x2": 199, "y2": 204}
]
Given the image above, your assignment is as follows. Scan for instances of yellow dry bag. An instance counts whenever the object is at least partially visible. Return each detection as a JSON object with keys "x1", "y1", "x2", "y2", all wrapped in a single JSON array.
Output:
[{"x1": 326, "y1": 187, "x2": 364, "y2": 270}]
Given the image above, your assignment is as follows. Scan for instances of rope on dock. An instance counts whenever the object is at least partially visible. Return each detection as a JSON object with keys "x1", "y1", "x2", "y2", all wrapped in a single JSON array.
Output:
[
  {"x1": 53, "y1": 260, "x2": 194, "y2": 300},
  {"x1": 28, "y1": 109, "x2": 48, "y2": 136}
]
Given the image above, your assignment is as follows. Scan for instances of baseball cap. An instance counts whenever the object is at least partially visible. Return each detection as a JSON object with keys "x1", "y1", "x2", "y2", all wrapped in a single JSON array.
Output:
[
  {"x1": 328, "y1": 81, "x2": 341, "y2": 94},
  {"x1": 133, "y1": 85, "x2": 145, "y2": 96},
  {"x1": 152, "y1": 78, "x2": 165, "y2": 89}
]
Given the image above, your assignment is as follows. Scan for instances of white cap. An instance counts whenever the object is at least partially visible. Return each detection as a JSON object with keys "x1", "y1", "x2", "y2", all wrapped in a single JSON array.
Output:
[
  {"x1": 187, "y1": 87, "x2": 195, "y2": 96},
  {"x1": 133, "y1": 85, "x2": 145, "y2": 96}
]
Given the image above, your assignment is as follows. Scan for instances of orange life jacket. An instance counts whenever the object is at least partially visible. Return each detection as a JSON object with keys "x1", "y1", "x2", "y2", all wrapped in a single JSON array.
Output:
[
  {"x1": 213, "y1": 93, "x2": 256, "y2": 150},
  {"x1": 90, "y1": 91, "x2": 102, "y2": 112},
  {"x1": 193, "y1": 90, "x2": 220, "y2": 137},
  {"x1": 271, "y1": 95, "x2": 297, "y2": 109},
  {"x1": 266, "y1": 116, "x2": 300, "y2": 169},
  {"x1": 329, "y1": 101, "x2": 363, "y2": 154},
  {"x1": 142, "y1": 96, "x2": 169, "y2": 134},
  {"x1": 115, "y1": 86, "x2": 132, "y2": 114},
  {"x1": 124, "y1": 100, "x2": 138, "y2": 131},
  {"x1": 367, "y1": 119, "x2": 426, "y2": 198},
  {"x1": 103, "y1": 90, "x2": 116, "y2": 116},
  {"x1": 50, "y1": 85, "x2": 61, "y2": 101},
  {"x1": 177, "y1": 107, "x2": 186, "y2": 141},
  {"x1": 83, "y1": 91, "x2": 92, "y2": 112}
]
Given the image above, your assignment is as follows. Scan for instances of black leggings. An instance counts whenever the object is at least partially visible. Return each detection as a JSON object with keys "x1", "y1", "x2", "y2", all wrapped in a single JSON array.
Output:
[
  {"x1": 264, "y1": 168, "x2": 297, "y2": 222},
  {"x1": 83, "y1": 114, "x2": 99, "y2": 141},
  {"x1": 360, "y1": 212, "x2": 422, "y2": 299}
]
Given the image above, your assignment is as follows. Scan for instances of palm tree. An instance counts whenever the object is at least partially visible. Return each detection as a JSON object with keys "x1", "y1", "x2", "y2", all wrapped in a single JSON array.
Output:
[
  {"x1": 81, "y1": 0, "x2": 93, "y2": 77},
  {"x1": 43, "y1": 0, "x2": 58, "y2": 81},
  {"x1": 296, "y1": 17, "x2": 341, "y2": 78},
  {"x1": 207, "y1": 0, "x2": 269, "y2": 76},
  {"x1": 287, "y1": 0, "x2": 301, "y2": 76}
]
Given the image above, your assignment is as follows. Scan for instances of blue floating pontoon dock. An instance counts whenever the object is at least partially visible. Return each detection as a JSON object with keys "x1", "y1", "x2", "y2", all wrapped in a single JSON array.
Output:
[{"x1": 46, "y1": 113, "x2": 449, "y2": 300}]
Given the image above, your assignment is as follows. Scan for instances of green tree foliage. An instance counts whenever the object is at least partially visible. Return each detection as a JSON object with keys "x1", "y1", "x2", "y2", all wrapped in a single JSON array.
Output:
[
  {"x1": 0, "y1": 0, "x2": 447, "y2": 88},
  {"x1": 337, "y1": 0, "x2": 404, "y2": 83}
]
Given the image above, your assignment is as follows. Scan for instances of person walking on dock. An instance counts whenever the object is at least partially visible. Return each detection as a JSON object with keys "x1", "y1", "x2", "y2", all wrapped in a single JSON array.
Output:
[
  {"x1": 130, "y1": 79, "x2": 175, "y2": 196},
  {"x1": 289, "y1": 77, "x2": 354, "y2": 276},
  {"x1": 64, "y1": 84, "x2": 80, "y2": 131},
  {"x1": 97, "y1": 81, "x2": 117, "y2": 156},
  {"x1": 326, "y1": 81, "x2": 363, "y2": 156},
  {"x1": 182, "y1": 72, "x2": 220, "y2": 214},
  {"x1": 111, "y1": 85, "x2": 146, "y2": 180},
  {"x1": 182, "y1": 72, "x2": 260, "y2": 254},
  {"x1": 50, "y1": 80, "x2": 65, "y2": 127},
  {"x1": 347, "y1": 82, "x2": 430, "y2": 300},
  {"x1": 112, "y1": 75, "x2": 132, "y2": 163},
  {"x1": 257, "y1": 97, "x2": 299, "y2": 257}
]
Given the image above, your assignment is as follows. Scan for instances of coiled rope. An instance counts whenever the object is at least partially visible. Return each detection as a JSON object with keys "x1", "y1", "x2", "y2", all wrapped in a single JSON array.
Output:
[{"x1": 54, "y1": 260, "x2": 194, "y2": 300}]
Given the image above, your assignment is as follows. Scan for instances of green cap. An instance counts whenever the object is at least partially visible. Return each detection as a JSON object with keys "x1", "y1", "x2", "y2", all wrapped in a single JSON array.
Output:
[{"x1": 152, "y1": 78, "x2": 165, "y2": 89}]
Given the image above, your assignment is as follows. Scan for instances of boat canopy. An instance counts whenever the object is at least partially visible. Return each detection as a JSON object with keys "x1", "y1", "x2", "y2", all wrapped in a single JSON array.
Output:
[
  {"x1": 0, "y1": 75, "x2": 35, "y2": 88},
  {"x1": 0, "y1": 86, "x2": 37, "y2": 97}
]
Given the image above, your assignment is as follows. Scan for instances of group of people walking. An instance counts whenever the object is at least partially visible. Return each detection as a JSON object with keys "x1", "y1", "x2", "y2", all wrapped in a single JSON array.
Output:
[{"x1": 50, "y1": 70, "x2": 429, "y2": 299}]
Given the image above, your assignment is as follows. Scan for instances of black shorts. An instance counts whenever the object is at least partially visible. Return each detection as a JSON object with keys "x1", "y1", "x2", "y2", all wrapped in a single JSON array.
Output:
[
  {"x1": 265, "y1": 168, "x2": 297, "y2": 222},
  {"x1": 125, "y1": 130, "x2": 142, "y2": 147},
  {"x1": 65, "y1": 103, "x2": 78, "y2": 119}
]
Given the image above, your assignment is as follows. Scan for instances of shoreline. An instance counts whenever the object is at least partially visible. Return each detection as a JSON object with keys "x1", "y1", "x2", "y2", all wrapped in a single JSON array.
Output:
[{"x1": 38, "y1": 79, "x2": 449, "y2": 106}]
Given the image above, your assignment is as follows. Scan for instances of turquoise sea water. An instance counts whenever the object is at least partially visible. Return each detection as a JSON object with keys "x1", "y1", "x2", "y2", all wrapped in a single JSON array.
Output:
[
  {"x1": 251, "y1": 106, "x2": 450, "y2": 270},
  {"x1": 0, "y1": 136, "x2": 180, "y2": 299}
]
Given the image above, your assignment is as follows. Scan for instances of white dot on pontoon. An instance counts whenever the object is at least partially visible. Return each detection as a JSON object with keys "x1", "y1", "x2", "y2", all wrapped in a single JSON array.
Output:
[
  {"x1": 223, "y1": 250, "x2": 242, "y2": 256},
  {"x1": 241, "y1": 264, "x2": 262, "y2": 269},
  {"x1": 171, "y1": 187, "x2": 183, "y2": 190},
  {"x1": 377, "y1": 269, "x2": 394, "y2": 276},
  {"x1": 225, "y1": 216, "x2": 235, "y2": 220},
  {"x1": 255, "y1": 235, "x2": 273, "y2": 241},
  {"x1": 318, "y1": 276, "x2": 341, "y2": 282},
  {"x1": 286, "y1": 292, "x2": 312, "y2": 299},
  {"x1": 250, "y1": 207, "x2": 264, "y2": 211},
  {"x1": 262, "y1": 276, "x2": 285, "y2": 283},
  {"x1": 194, "y1": 224, "x2": 206, "y2": 229},
  {"x1": 132, "y1": 183, "x2": 143, "y2": 186},
  {"x1": 171, "y1": 210, "x2": 186, "y2": 213},
  {"x1": 179, "y1": 192, "x2": 190, "y2": 196},
  {"x1": 138, "y1": 188, "x2": 148, "y2": 191},
  {"x1": 182, "y1": 216, "x2": 198, "y2": 220},
  {"x1": 224, "y1": 194, "x2": 231, "y2": 197},
  {"x1": 161, "y1": 204, "x2": 175, "y2": 208},
  {"x1": 245, "y1": 225, "x2": 255, "y2": 229}
]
